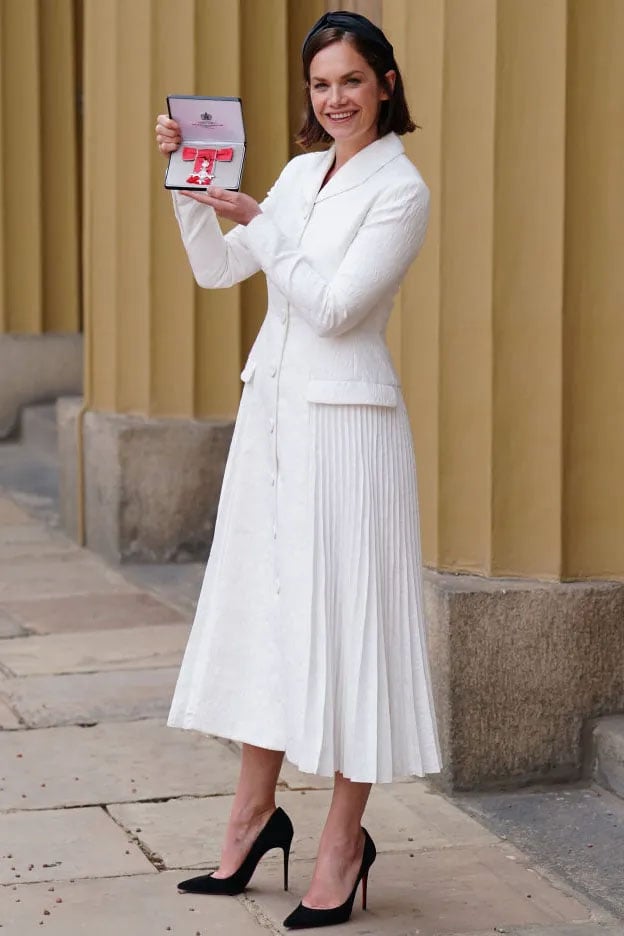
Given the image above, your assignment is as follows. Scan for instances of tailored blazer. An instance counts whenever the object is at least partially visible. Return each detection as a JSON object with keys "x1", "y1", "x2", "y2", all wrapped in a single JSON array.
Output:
[{"x1": 172, "y1": 131, "x2": 430, "y2": 406}]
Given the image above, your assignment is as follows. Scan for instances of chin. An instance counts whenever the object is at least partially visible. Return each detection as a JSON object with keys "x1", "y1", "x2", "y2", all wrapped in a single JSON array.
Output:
[{"x1": 321, "y1": 122, "x2": 360, "y2": 140}]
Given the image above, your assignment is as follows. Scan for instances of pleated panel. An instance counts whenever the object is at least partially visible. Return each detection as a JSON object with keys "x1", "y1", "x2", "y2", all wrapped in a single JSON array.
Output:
[{"x1": 299, "y1": 400, "x2": 442, "y2": 783}]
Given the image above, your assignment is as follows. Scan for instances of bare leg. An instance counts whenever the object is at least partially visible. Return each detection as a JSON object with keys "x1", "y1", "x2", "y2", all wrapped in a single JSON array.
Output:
[
  {"x1": 302, "y1": 772, "x2": 372, "y2": 908},
  {"x1": 212, "y1": 743, "x2": 284, "y2": 878}
]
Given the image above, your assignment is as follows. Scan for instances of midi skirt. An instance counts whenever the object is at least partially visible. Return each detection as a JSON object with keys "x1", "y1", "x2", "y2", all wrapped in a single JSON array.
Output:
[{"x1": 168, "y1": 354, "x2": 442, "y2": 783}]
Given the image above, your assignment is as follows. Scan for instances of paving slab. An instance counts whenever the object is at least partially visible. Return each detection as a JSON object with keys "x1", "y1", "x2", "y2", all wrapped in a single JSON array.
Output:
[
  {"x1": 0, "y1": 498, "x2": 36, "y2": 525},
  {"x1": 108, "y1": 783, "x2": 497, "y2": 872},
  {"x1": 470, "y1": 927, "x2": 623, "y2": 935},
  {"x1": 0, "y1": 556, "x2": 136, "y2": 601},
  {"x1": 1, "y1": 591, "x2": 188, "y2": 635},
  {"x1": 0, "y1": 871, "x2": 264, "y2": 936},
  {"x1": 0, "y1": 524, "x2": 58, "y2": 546},
  {"x1": 0, "y1": 521, "x2": 54, "y2": 548},
  {"x1": 0, "y1": 539, "x2": 82, "y2": 561},
  {"x1": 0, "y1": 719, "x2": 241, "y2": 809},
  {"x1": 0, "y1": 806, "x2": 154, "y2": 885},
  {"x1": 248, "y1": 846, "x2": 594, "y2": 936},
  {"x1": 379, "y1": 780, "x2": 499, "y2": 848},
  {"x1": 0, "y1": 609, "x2": 26, "y2": 638},
  {"x1": 457, "y1": 785, "x2": 624, "y2": 920},
  {"x1": 0, "y1": 667, "x2": 179, "y2": 727},
  {"x1": 0, "y1": 698, "x2": 21, "y2": 729},
  {"x1": 0, "y1": 524, "x2": 79, "y2": 562},
  {"x1": 0, "y1": 623, "x2": 189, "y2": 675},
  {"x1": 121, "y1": 562, "x2": 205, "y2": 615}
]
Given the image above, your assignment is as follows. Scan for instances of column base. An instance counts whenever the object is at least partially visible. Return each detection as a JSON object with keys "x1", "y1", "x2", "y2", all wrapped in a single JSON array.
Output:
[
  {"x1": 423, "y1": 571, "x2": 624, "y2": 791},
  {"x1": 0, "y1": 334, "x2": 83, "y2": 438},
  {"x1": 58, "y1": 400, "x2": 234, "y2": 563}
]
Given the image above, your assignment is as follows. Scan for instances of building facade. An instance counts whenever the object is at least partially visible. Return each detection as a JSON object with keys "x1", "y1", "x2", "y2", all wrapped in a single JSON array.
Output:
[{"x1": 1, "y1": 0, "x2": 623, "y2": 789}]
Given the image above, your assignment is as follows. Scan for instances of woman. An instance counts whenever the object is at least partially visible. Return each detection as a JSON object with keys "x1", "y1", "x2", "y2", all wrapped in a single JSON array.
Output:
[{"x1": 156, "y1": 11, "x2": 442, "y2": 930}]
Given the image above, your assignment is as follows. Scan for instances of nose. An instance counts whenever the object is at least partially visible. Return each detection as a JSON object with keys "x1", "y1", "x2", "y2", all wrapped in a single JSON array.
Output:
[{"x1": 328, "y1": 83, "x2": 345, "y2": 107}]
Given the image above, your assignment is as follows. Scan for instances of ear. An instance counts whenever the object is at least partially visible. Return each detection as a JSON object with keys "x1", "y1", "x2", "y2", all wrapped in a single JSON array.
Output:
[{"x1": 380, "y1": 69, "x2": 396, "y2": 100}]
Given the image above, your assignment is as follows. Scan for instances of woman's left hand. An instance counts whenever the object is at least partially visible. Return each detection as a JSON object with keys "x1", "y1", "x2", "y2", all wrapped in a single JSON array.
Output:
[{"x1": 182, "y1": 187, "x2": 261, "y2": 226}]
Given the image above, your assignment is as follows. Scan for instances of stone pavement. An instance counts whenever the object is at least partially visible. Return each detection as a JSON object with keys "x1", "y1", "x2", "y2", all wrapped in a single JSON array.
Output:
[{"x1": 0, "y1": 492, "x2": 620, "y2": 936}]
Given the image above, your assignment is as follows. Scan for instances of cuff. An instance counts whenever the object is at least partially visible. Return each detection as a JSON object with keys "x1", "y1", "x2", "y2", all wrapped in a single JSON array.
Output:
[{"x1": 171, "y1": 189, "x2": 207, "y2": 216}]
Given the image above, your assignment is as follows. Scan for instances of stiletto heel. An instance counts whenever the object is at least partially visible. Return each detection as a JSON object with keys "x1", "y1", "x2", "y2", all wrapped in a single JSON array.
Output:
[
  {"x1": 177, "y1": 806, "x2": 294, "y2": 896},
  {"x1": 283, "y1": 827, "x2": 376, "y2": 930},
  {"x1": 283, "y1": 841, "x2": 291, "y2": 891}
]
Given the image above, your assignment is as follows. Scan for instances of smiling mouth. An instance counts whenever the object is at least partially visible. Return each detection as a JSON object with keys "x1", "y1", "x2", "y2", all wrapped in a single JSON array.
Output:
[{"x1": 325, "y1": 111, "x2": 357, "y2": 122}]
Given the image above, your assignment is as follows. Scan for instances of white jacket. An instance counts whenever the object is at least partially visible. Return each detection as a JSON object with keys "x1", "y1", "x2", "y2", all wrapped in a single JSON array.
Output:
[{"x1": 172, "y1": 131, "x2": 429, "y2": 407}]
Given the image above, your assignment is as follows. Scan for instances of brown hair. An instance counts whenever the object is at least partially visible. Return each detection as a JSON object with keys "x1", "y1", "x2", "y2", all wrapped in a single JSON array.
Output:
[{"x1": 296, "y1": 27, "x2": 417, "y2": 150}]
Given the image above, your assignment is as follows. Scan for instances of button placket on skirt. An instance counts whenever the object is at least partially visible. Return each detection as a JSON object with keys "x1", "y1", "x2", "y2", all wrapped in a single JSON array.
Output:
[{"x1": 272, "y1": 307, "x2": 290, "y2": 597}]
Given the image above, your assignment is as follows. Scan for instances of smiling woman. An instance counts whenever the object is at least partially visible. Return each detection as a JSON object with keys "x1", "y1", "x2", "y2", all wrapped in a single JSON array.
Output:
[
  {"x1": 297, "y1": 13, "x2": 416, "y2": 152},
  {"x1": 155, "y1": 9, "x2": 441, "y2": 930}
]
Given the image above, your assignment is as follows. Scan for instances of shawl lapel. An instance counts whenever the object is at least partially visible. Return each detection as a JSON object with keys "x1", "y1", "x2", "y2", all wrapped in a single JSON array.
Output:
[{"x1": 314, "y1": 133, "x2": 404, "y2": 203}]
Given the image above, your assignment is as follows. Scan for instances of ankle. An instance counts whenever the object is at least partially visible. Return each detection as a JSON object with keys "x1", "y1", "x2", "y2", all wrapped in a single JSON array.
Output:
[
  {"x1": 229, "y1": 801, "x2": 276, "y2": 828},
  {"x1": 319, "y1": 826, "x2": 363, "y2": 861}
]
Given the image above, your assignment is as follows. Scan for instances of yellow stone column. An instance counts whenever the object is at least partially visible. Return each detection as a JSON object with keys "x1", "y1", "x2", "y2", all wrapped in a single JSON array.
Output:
[
  {"x1": 73, "y1": 0, "x2": 292, "y2": 560},
  {"x1": 0, "y1": 0, "x2": 82, "y2": 435},
  {"x1": 563, "y1": 0, "x2": 624, "y2": 579},
  {"x1": 394, "y1": 0, "x2": 568, "y2": 579},
  {"x1": 83, "y1": 0, "x2": 292, "y2": 421},
  {"x1": 381, "y1": 0, "x2": 624, "y2": 790}
]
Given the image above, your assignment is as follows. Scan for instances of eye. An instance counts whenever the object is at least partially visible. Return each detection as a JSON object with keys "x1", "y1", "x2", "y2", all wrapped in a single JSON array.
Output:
[
  {"x1": 346, "y1": 77, "x2": 361, "y2": 85},
  {"x1": 312, "y1": 82, "x2": 328, "y2": 90}
]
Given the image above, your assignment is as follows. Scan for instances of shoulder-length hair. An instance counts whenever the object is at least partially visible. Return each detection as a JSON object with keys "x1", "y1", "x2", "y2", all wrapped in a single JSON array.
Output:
[{"x1": 296, "y1": 26, "x2": 417, "y2": 150}]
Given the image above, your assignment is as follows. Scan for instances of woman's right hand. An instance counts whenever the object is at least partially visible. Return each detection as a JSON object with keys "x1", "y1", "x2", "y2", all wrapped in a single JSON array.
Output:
[{"x1": 155, "y1": 114, "x2": 181, "y2": 157}]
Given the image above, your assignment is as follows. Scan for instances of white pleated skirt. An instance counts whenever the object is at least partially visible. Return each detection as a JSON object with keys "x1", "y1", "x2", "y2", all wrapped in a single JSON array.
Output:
[{"x1": 168, "y1": 362, "x2": 442, "y2": 783}]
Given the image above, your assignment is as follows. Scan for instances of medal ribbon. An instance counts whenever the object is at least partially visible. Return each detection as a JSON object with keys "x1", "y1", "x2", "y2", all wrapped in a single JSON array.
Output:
[{"x1": 182, "y1": 147, "x2": 234, "y2": 185}]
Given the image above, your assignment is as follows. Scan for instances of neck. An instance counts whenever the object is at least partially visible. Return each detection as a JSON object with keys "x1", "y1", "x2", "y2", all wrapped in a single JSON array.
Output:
[{"x1": 333, "y1": 130, "x2": 379, "y2": 171}]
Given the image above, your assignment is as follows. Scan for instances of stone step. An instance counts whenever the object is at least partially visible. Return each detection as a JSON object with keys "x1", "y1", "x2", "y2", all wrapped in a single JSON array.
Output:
[
  {"x1": 591, "y1": 714, "x2": 624, "y2": 799},
  {"x1": 20, "y1": 402, "x2": 58, "y2": 457}
]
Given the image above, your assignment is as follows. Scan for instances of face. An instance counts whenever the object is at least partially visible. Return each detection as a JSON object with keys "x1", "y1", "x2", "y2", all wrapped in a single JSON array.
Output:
[{"x1": 309, "y1": 39, "x2": 395, "y2": 151}]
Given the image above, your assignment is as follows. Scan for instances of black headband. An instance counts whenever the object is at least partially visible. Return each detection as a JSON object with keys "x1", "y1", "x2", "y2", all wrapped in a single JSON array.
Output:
[{"x1": 302, "y1": 11, "x2": 396, "y2": 69}]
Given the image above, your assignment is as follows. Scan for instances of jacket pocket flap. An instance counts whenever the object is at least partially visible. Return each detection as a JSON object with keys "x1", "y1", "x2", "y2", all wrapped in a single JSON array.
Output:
[
  {"x1": 306, "y1": 379, "x2": 398, "y2": 407},
  {"x1": 240, "y1": 360, "x2": 256, "y2": 383}
]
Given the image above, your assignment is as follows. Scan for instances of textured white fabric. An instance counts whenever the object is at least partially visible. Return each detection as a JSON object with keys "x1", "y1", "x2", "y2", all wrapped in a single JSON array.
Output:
[{"x1": 167, "y1": 133, "x2": 443, "y2": 782}]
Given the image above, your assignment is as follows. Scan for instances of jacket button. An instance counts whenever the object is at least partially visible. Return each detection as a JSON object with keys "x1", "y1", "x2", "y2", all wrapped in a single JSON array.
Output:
[{"x1": 270, "y1": 365, "x2": 277, "y2": 378}]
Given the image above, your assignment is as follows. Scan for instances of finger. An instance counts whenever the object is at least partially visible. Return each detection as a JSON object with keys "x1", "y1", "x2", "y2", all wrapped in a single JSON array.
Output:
[
  {"x1": 203, "y1": 191, "x2": 238, "y2": 211},
  {"x1": 156, "y1": 134, "x2": 180, "y2": 146},
  {"x1": 183, "y1": 192, "x2": 235, "y2": 215},
  {"x1": 156, "y1": 126, "x2": 180, "y2": 142},
  {"x1": 183, "y1": 185, "x2": 227, "y2": 204},
  {"x1": 157, "y1": 137, "x2": 181, "y2": 150},
  {"x1": 156, "y1": 115, "x2": 180, "y2": 132},
  {"x1": 206, "y1": 186, "x2": 235, "y2": 202},
  {"x1": 181, "y1": 191, "x2": 217, "y2": 206}
]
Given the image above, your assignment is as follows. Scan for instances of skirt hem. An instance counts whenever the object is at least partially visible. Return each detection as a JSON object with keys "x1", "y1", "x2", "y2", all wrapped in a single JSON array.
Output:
[{"x1": 166, "y1": 718, "x2": 442, "y2": 785}]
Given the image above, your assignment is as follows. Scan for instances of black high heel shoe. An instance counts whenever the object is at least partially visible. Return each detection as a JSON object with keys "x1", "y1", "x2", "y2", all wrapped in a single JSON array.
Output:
[
  {"x1": 177, "y1": 806, "x2": 294, "y2": 896},
  {"x1": 283, "y1": 827, "x2": 376, "y2": 930}
]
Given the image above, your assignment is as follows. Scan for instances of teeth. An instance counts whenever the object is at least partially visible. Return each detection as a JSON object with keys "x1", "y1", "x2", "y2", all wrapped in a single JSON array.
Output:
[{"x1": 328, "y1": 112, "x2": 355, "y2": 120}]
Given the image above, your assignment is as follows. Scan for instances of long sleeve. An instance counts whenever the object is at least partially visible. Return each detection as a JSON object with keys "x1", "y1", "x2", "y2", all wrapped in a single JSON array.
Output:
[
  {"x1": 242, "y1": 183, "x2": 430, "y2": 337},
  {"x1": 171, "y1": 166, "x2": 288, "y2": 288}
]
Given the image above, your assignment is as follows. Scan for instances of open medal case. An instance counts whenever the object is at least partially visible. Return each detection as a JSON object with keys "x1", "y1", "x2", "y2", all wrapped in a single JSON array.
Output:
[{"x1": 164, "y1": 95, "x2": 246, "y2": 191}]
